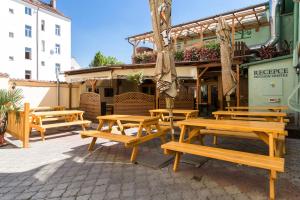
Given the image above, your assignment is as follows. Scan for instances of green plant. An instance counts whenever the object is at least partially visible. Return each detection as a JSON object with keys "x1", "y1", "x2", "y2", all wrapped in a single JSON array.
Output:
[
  {"x1": 0, "y1": 89, "x2": 23, "y2": 138},
  {"x1": 126, "y1": 72, "x2": 144, "y2": 86},
  {"x1": 89, "y1": 51, "x2": 123, "y2": 67},
  {"x1": 174, "y1": 50, "x2": 184, "y2": 61}
]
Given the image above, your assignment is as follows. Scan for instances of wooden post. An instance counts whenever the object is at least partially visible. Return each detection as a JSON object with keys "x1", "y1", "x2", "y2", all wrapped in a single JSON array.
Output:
[
  {"x1": 218, "y1": 75, "x2": 224, "y2": 110},
  {"x1": 155, "y1": 89, "x2": 160, "y2": 109},
  {"x1": 196, "y1": 68, "x2": 200, "y2": 106},
  {"x1": 23, "y1": 103, "x2": 30, "y2": 148},
  {"x1": 236, "y1": 65, "x2": 240, "y2": 106},
  {"x1": 68, "y1": 83, "x2": 72, "y2": 109},
  {"x1": 231, "y1": 18, "x2": 236, "y2": 57}
]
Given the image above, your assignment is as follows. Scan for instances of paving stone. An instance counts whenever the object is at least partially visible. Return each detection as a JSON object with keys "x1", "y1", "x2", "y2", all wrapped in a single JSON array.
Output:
[
  {"x1": 0, "y1": 131, "x2": 299, "y2": 200},
  {"x1": 15, "y1": 192, "x2": 36, "y2": 200},
  {"x1": 78, "y1": 186, "x2": 94, "y2": 196}
]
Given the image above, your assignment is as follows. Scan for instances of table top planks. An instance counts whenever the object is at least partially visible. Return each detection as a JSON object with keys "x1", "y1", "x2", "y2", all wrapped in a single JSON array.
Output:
[
  {"x1": 31, "y1": 110, "x2": 84, "y2": 117},
  {"x1": 226, "y1": 106, "x2": 288, "y2": 112},
  {"x1": 97, "y1": 115, "x2": 158, "y2": 122},
  {"x1": 213, "y1": 111, "x2": 287, "y2": 117},
  {"x1": 149, "y1": 109, "x2": 198, "y2": 114},
  {"x1": 177, "y1": 118, "x2": 286, "y2": 135}
]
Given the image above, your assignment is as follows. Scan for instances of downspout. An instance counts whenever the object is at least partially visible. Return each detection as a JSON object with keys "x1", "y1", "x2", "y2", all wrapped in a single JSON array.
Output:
[
  {"x1": 55, "y1": 67, "x2": 60, "y2": 106},
  {"x1": 287, "y1": 0, "x2": 300, "y2": 126},
  {"x1": 250, "y1": 0, "x2": 282, "y2": 49},
  {"x1": 36, "y1": 7, "x2": 40, "y2": 80}
]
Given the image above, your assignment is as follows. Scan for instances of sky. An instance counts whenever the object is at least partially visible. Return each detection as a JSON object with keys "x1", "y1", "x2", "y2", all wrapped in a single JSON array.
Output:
[{"x1": 55, "y1": 0, "x2": 267, "y2": 67}]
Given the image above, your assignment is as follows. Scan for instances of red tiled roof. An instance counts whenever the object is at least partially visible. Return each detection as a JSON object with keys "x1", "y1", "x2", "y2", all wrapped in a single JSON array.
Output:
[
  {"x1": 0, "y1": 73, "x2": 9, "y2": 78},
  {"x1": 22, "y1": 0, "x2": 69, "y2": 19}
]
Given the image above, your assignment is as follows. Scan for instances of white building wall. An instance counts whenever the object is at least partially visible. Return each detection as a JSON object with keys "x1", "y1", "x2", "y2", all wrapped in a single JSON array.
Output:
[{"x1": 0, "y1": 0, "x2": 71, "y2": 81}]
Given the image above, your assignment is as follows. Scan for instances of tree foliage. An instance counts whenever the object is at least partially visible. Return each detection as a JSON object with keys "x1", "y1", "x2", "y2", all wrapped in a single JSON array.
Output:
[{"x1": 89, "y1": 51, "x2": 123, "y2": 67}]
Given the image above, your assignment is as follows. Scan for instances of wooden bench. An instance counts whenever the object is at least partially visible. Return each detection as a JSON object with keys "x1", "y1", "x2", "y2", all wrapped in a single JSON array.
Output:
[
  {"x1": 31, "y1": 120, "x2": 91, "y2": 141},
  {"x1": 162, "y1": 141, "x2": 284, "y2": 200},
  {"x1": 199, "y1": 129, "x2": 287, "y2": 156},
  {"x1": 80, "y1": 131, "x2": 139, "y2": 146},
  {"x1": 82, "y1": 115, "x2": 171, "y2": 162}
]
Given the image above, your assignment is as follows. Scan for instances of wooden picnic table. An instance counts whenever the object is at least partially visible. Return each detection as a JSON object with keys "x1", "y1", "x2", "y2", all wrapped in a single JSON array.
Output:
[
  {"x1": 226, "y1": 106, "x2": 288, "y2": 112},
  {"x1": 161, "y1": 118, "x2": 286, "y2": 200},
  {"x1": 149, "y1": 109, "x2": 198, "y2": 121},
  {"x1": 81, "y1": 114, "x2": 170, "y2": 162},
  {"x1": 212, "y1": 110, "x2": 287, "y2": 122},
  {"x1": 30, "y1": 110, "x2": 91, "y2": 141},
  {"x1": 30, "y1": 106, "x2": 65, "y2": 112}
]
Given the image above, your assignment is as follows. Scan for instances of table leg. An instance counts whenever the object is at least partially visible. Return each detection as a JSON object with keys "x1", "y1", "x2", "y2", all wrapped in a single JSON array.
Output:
[
  {"x1": 269, "y1": 170, "x2": 276, "y2": 200},
  {"x1": 130, "y1": 123, "x2": 143, "y2": 162},
  {"x1": 88, "y1": 138, "x2": 97, "y2": 151},
  {"x1": 173, "y1": 152, "x2": 181, "y2": 172},
  {"x1": 269, "y1": 133, "x2": 275, "y2": 157},
  {"x1": 116, "y1": 120, "x2": 125, "y2": 135}
]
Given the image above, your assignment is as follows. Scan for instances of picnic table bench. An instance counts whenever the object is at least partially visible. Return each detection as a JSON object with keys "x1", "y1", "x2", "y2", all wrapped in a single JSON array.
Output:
[
  {"x1": 161, "y1": 119, "x2": 285, "y2": 200},
  {"x1": 213, "y1": 110, "x2": 287, "y2": 123},
  {"x1": 81, "y1": 115, "x2": 171, "y2": 162},
  {"x1": 149, "y1": 109, "x2": 198, "y2": 121},
  {"x1": 30, "y1": 110, "x2": 91, "y2": 141},
  {"x1": 30, "y1": 106, "x2": 65, "y2": 112},
  {"x1": 226, "y1": 106, "x2": 288, "y2": 112}
]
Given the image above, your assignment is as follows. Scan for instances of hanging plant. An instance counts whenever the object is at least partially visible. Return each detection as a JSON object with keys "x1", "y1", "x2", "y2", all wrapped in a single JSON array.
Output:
[{"x1": 126, "y1": 72, "x2": 144, "y2": 86}]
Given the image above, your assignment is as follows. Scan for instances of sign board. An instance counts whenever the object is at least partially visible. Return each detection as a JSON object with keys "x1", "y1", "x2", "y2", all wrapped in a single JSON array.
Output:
[{"x1": 253, "y1": 68, "x2": 288, "y2": 78}]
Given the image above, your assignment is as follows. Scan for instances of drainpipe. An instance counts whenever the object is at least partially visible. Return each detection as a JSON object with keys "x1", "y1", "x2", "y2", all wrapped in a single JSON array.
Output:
[
  {"x1": 36, "y1": 7, "x2": 40, "y2": 80},
  {"x1": 250, "y1": 0, "x2": 282, "y2": 49},
  {"x1": 288, "y1": 0, "x2": 300, "y2": 126},
  {"x1": 55, "y1": 67, "x2": 60, "y2": 106}
]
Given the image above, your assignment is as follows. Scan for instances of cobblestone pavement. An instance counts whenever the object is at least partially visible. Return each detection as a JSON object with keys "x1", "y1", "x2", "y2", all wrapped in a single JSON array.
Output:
[{"x1": 0, "y1": 125, "x2": 299, "y2": 200}]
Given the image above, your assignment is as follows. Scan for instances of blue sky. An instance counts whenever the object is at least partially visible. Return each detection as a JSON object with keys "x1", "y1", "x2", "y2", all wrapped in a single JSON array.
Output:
[{"x1": 55, "y1": 0, "x2": 267, "y2": 67}]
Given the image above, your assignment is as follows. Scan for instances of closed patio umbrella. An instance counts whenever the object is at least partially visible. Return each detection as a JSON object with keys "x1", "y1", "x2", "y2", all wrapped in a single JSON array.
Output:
[
  {"x1": 149, "y1": 0, "x2": 177, "y2": 139},
  {"x1": 216, "y1": 17, "x2": 237, "y2": 103}
]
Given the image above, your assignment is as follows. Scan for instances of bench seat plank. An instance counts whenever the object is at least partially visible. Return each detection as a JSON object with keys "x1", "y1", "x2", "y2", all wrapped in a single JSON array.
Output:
[
  {"x1": 80, "y1": 130, "x2": 139, "y2": 144},
  {"x1": 161, "y1": 142, "x2": 284, "y2": 172},
  {"x1": 41, "y1": 120, "x2": 91, "y2": 129},
  {"x1": 200, "y1": 129, "x2": 285, "y2": 140}
]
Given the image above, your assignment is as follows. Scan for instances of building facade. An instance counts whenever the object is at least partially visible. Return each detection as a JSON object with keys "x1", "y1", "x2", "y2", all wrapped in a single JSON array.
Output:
[{"x1": 0, "y1": 0, "x2": 71, "y2": 81}]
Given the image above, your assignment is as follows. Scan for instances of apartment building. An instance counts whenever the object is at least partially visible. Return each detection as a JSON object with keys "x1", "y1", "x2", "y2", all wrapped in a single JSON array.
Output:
[{"x1": 0, "y1": 0, "x2": 71, "y2": 81}]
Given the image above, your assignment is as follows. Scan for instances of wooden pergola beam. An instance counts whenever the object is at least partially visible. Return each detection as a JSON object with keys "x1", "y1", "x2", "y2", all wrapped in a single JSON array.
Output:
[{"x1": 129, "y1": 7, "x2": 267, "y2": 42}]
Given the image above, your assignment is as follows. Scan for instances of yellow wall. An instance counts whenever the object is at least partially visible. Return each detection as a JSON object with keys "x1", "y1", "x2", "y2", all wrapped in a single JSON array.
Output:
[{"x1": 8, "y1": 80, "x2": 80, "y2": 108}]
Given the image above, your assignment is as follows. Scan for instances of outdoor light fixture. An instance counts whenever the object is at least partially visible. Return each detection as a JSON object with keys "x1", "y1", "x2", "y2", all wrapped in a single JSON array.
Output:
[{"x1": 295, "y1": 63, "x2": 300, "y2": 75}]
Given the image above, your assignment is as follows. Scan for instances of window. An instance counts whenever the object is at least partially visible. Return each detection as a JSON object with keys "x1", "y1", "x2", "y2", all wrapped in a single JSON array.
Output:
[
  {"x1": 55, "y1": 63, "x2": 61, "y2": 74},
  {"x1": 9, "y1": 8, "x2": 14, "y2": 14},
  {"x1": 9, "y1": 56, "x2": 14, "y2": 61},
  {"x1": 9, "y1": 32, "x2": 14, "y2": 38},
  {"x1": 25, "y1": 47, "x2": 32, "y2": 59},
  {"x1": 41, "y1": 40, "x2": 45, "y2": 52},
  {"x1": 41, "y1": 61, "x2": 45, "y2": 66},
  {"x1": 25, "y1": 7, "x2": 31, "y2": 15},
  {"x1": 41, "y1": 20, "x2": 45, "y2": 31},
  {"x1": 25, "y1": 25, "x2": 32, "y2": 37},
  {"x1": 25, "y1": 70, "x2": 31, "y2": 79},
  {"x1": 55, "y1": 25, "x2": 61, "y2": 36},
  {"x1": 104, "y1": 88, "x2": 114, "y2": 97},
  {"x1": 55, "y1": 44, "x2": 60, "y2": 54}
]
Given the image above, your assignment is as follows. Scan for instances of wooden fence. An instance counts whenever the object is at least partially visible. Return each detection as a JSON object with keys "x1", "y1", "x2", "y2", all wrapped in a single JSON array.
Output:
[
  {"x1": 159, "y1": 93, "x2": 194, "y2": 109},
  {"x1": 6, "y1": 103, "x2": 30, "y2": 148},
  {"x1": 79, "y1": 92, "x2": 101, "y2": 120},
  {"x1": 114, "y1": 92, "x2": 155, "y2": 116}
]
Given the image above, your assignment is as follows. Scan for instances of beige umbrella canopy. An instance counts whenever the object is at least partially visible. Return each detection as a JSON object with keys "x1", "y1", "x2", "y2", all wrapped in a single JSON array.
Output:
[
  {"x1": 216, "y1": 17, "x2": 237, "y2": 97},
  {"x1": 149, "y1": 0, "x2": 178, "y2": 100},
  {"x1": 149, "y1": 0, "x2": 177, "y2": 139}
]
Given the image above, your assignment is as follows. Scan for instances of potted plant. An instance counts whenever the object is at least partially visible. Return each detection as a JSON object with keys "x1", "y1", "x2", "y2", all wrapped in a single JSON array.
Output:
[{"x1": 0, "y1": 89, "x2": 23, "y2": 146}]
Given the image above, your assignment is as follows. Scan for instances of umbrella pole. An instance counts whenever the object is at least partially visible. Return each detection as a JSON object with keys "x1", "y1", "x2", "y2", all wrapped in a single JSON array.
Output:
[{"x1": 166, "y1": 97, "x2": 175, "y2": 141}]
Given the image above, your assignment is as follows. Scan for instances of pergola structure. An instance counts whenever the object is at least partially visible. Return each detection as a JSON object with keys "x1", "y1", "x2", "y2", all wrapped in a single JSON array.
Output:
[{"x1": 127, "y1": 3, "x2": 269, "y2": 56}]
